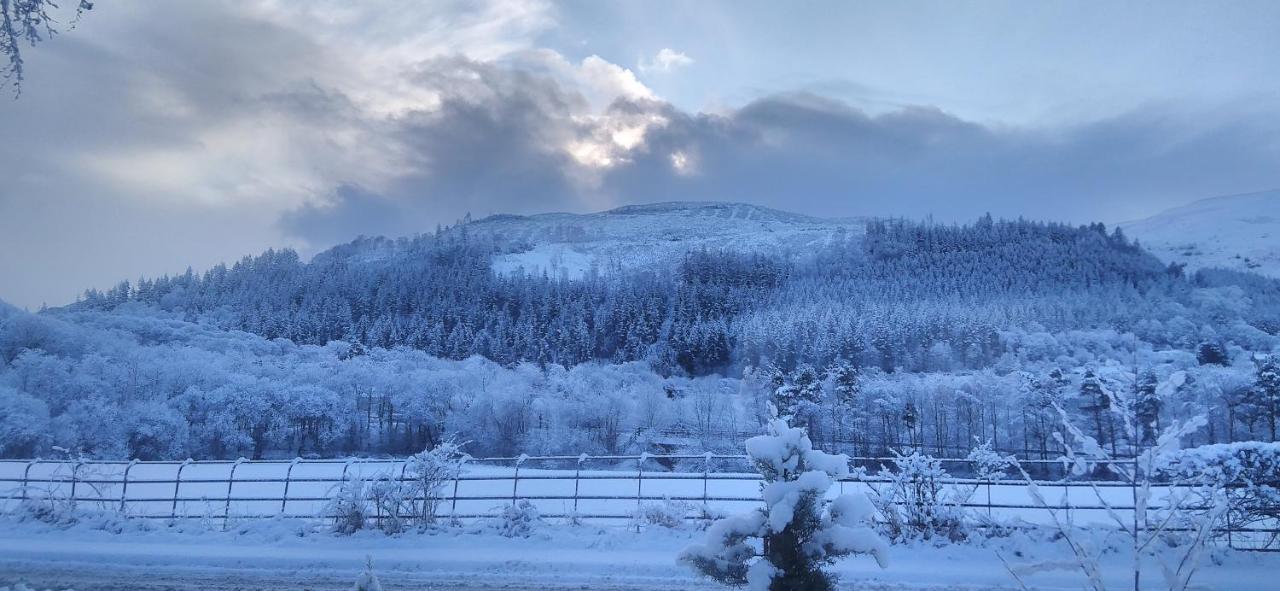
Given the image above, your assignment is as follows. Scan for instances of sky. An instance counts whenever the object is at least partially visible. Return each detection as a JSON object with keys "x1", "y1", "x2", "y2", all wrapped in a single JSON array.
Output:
[{"x1": 2, "y1": 0, "x2": 1279, "y2": 309}]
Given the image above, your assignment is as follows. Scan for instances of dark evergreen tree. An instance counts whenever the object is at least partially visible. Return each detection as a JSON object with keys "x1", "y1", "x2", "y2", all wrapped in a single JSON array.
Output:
[
  {"x1": 1134, "y1": 370, "x2": 1162, "y2": 446},
  {"x1": 1253, "y1": 356, "x2": 1280, "y2": 441},
  {"x1": 1197, "y1": 342, "x2": 1230, "y2": 366}
]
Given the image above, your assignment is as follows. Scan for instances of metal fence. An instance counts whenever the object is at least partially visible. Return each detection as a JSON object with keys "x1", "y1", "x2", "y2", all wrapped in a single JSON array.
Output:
[{"x1": 1, "y1": 455, "x2": 1275, "y2": 551}]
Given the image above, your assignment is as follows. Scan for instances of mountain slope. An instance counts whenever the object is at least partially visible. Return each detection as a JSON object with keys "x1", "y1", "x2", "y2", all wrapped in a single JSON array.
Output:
[
  {"x1": 1121, "y1": 190, "x2": 1280, "y2": 278},
  {"x1": 465, "y1": 202, "x2": 866, "y2": 278}
]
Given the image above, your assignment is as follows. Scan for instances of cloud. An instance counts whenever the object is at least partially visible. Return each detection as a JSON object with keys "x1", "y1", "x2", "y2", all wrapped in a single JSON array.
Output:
[
  {"x1": 280, "y1": 63, "x2": 1280, "y2": 247},
  {"x1": 639, "y1": 48, "x2": 693, "y2": 73},
  {"x1": 596, "y1": 95, "x2": 1280, "y2": 223}
]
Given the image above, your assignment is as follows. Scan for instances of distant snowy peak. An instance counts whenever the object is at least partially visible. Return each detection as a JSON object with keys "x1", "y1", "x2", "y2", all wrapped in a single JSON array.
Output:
[
  {"x1": 1121, "y1": 190, "x2": 1280, "y2": 278},
  {"x1": 459, "y1": 201, "x2": 866, "y2": 278}
]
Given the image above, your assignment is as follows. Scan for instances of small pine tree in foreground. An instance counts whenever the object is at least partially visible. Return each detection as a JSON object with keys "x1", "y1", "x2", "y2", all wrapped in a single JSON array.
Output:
[
  {"x1": 680, "y1": 418, "x2": 888, "y2": 591},
  {"x1": 353, "y1": 555, "x2": 383, "y2": 591}
]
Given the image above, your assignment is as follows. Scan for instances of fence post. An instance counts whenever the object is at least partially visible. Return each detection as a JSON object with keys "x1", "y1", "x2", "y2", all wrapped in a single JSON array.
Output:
[
  {"x1": 280, "y1": 458, "x2": 300, "y2": 515},
  {"x1": 20, "y1": 460, "x2": 37, "y2": 501},
  {"x1": 635, "y1": 453, "x2": 649, "y2": 532},
  {"x1": 1063, "y1": 481, "x2": 1071, "y2": 524},
  {"x1": 987, "y1": 478, "x2": 993, "y2": 519},
  {"x1": 69, "y1": 460, "x2": 82, "y2": 503},
  {"x1": 512, "y1": 454, "x2": 527, "y2": 507},
  {"x1": 574, "y1": 453, "x2": 587, "y2": 515},
  {"x1": 1226, "y1": 498, "x2": 1234, "y2": 550},
  {"x1": 399, "y1": 460, "x2": 411, "y2": 521},
  {"x1": 224, "y1": 458, "x2": 244, "y2": 529},
  {"x1": 171, "y1": 459, "x2": 191, "y2": 519},
  {"x1": 339, "y1": 459, "x2": 355, "y2": 525},
  {"x1": 119, "y1": 460, "x2": 138, "y2": 514},
  {"x1": 703, "y1": 452, "x2": 712, "y2": 506},
  {"x1": 451, "y1": 454, "x2": 470, "y2": 523}
]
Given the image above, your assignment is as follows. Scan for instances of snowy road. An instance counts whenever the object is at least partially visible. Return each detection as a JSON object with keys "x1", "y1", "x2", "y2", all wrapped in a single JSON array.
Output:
[{"x1": 1, "y1": 520, "x2": 1276, "y2": 591}]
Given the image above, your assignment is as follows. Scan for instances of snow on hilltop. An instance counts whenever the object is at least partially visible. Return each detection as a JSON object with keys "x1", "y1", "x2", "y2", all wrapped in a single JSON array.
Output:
[
  {"x1": 462, "y1": 201, "x2": 866, "y2": 278},
  {"x1": 1121, "y1": 190, "x2": 1280, "y2": 278}
]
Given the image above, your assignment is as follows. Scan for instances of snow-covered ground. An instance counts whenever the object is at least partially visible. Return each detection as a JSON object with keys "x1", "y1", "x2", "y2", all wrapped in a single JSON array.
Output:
[
  {"x1": 471, "y1": 202, "x2": 866, "y2": 278},
  {"x1": 0, "y1": 516, "x2": 1274, "y2": 590},
  {"x1": 1120, "y1": 190, "x2": 1280, "y2": 278}
]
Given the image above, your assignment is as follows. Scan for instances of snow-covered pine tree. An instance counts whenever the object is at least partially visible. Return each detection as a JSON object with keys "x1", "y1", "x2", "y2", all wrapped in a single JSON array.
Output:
[
  {"x1": 1135, "y1": 370, "x2": 1162, "y2": 445},
  {"x1": 828, "y1": 361, "x2": 861, "y2": 452},
  {"x1": 680, "y1": 418, "x2": 887, "y2": 591},
  {"x1": 1253, "y1": 355, "x2": 1280, "y2": 441},
  {"x1": 353, "y1": 555, "x2": 383, "y2": 591}
]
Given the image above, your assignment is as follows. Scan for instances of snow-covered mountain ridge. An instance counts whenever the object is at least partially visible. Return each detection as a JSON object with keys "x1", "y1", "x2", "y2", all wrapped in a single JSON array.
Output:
[
  {"x1": 1121, "y1": 190, "x2": 1280, "y2": 278},
  {"x1": 460, "y1": 201, "x2": 867, "y2": 278}
]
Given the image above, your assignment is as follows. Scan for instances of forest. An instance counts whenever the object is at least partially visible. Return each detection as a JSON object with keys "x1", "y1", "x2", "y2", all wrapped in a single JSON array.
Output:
[{"x1": 2, "y1": 216, "x2": 1278, "y2": 462}]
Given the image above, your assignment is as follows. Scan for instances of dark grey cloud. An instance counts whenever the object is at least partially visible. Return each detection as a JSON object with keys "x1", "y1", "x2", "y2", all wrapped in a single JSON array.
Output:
[
  {"x1": 597, "y1": 95, "x2": 1280, "y2": 223},
  {"x1": 280, "y1": 56, "x2": 593, "y2": 242}
]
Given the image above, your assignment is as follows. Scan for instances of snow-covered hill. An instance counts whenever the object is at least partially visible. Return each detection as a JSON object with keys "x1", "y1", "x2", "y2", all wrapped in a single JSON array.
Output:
[
  {"x1": 0, "y1": 297, "x2": 21, "y2": 320},
  {"x1": 1121, "y1": 190, "x2": 1280, "y2": 278},
  {"x1": 462, "y1": 202, "x2": 866, "y2": 278}
]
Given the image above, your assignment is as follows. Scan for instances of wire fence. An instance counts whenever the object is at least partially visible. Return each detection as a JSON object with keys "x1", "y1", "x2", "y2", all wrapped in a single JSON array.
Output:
[{"x1": 1, "y1": 455, "x2": 1276, "y2": 551}]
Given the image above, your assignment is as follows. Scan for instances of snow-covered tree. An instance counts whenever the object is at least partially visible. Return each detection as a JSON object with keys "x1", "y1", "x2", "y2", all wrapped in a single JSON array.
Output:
[
  {"x1": 773, "y1": 365, "x2": 821, "y2": 423},
  {"x1": 1250, "y1": 355, "x2": 1279, "y2": 441},
  {"x1": 680, "y1": 418, "x2": 887, "y2": 591},
  {"x1": 1134, "y1": 370, "x2": 1162, "y2": 445},
  {"x1": 352, "y1": 556, "x2": 383, "y2": 591}
]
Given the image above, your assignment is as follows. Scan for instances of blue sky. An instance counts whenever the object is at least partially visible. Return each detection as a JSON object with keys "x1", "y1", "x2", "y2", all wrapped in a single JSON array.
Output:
[{"x1": 2, "y1": 0, "x2": 1279, "y2": 308}]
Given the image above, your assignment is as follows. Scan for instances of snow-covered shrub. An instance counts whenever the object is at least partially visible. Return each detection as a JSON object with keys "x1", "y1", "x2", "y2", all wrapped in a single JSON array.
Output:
[
  {"x1": 355, "y1": 443, "x2": 467, "y2": 534},
  {"x1": 18, "y1": 493, "x2": 79, "y2": 526},
  {"x1": 365, "y1": 474, "x2": 410, "y2": 534},
  {"x1": 16, "y1": 456, "x2": 120, "y2": 526},
  {"x1": 1159, "y1": 441, "x2": 1280, "y2": 532},
  {"x1": 633, "y1": 497, "x2": 694, "y2": 529},
  {"x1": 325, "y1": 477, "x2": 371, "y2": 535},
  {"x1": 870, "y1": 451, "x2": 968, "y2": 543},
  {"x1": 352, "y1": 556, "x2": 383, "y2": 591},
  {"x1": 494, "y1": 500, "x2": 542, "y2": 538},
  {"x1": 967, "y1": 439, "x2": 1014, "y2": 480},
  {"x1": 403, "y1": 441, "x2": 466, "y2": 525},
  {"x1": 680, "y1": 419, "x2": 887, "y2": 591}
]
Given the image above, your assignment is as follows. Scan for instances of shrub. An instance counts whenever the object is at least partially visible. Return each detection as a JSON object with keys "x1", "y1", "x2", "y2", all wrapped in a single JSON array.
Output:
[
  {"x1": 403, "y1": 441, "x2": 466, "y2": 526},
  {"x1": 325, "y1": 477, "x2": 370, "y2": 535},
  {"x1": 495, "y1": 500, "x2": 542, "y2": 538},
  {"x1": 633, "y1": 497, "x2": 694, "y2": 529},
  {"x1": 870, "y1": 451, "x2": 968, "y2": 543},
  {"x1": 1159, "y1": 441, "x2": 1280, "y2": 531}
]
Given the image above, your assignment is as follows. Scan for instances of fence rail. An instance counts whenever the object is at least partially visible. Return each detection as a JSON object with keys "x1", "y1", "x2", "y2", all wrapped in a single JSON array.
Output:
[{"x1": 2, "y1": 455, "x2": 1275, "y2": 552}]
